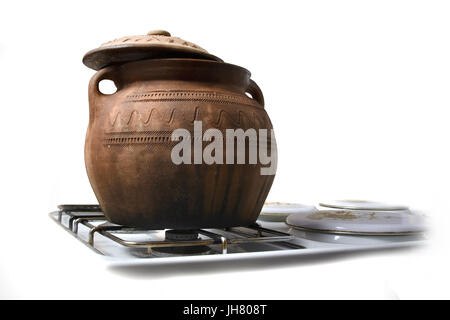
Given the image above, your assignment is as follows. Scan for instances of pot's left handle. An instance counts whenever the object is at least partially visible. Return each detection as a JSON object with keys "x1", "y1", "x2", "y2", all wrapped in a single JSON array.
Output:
[{"x1": 88, "y1": 66, "x2": 119, "y2": 121}]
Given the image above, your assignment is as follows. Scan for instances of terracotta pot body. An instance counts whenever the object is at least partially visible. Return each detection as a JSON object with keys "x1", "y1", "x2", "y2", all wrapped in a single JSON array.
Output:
[{"x1": 85, "y1": 58, "x2": 276, "y2": 229}]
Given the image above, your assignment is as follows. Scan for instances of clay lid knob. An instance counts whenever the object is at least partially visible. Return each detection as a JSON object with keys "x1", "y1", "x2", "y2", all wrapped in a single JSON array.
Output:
[{"x1": 147, "y1": 30, "x2": 171, "y2": 37}]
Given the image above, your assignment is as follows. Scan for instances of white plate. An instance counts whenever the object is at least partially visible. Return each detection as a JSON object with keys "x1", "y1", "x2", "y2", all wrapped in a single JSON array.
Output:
[
  {"x1": 287, "y1": 228, "x2": 426, "y2": 245},
  {"x1": 259, "y1": 202, "x2": 318, "y2": 222},
  {"x1": 285, "y1": 209, "x2": 427, "y2": 235},
  {"x1": 319, "y1": 200, "x2": 409, "y2": 211}
]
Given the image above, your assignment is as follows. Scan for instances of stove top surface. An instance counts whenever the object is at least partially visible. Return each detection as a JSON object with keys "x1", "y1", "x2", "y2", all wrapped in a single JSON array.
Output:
[{"x1": 50, "y1": 205, "x2": 427, "y2": 264}]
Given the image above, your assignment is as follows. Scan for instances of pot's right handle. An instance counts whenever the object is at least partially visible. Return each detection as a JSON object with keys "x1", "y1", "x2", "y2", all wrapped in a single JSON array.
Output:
[
  {"x1": 88, "y1": 66, "x2": 119, "y2": 121},
  {"x1": 246, "y1": 79, "x2": 265, "y2": 107}
]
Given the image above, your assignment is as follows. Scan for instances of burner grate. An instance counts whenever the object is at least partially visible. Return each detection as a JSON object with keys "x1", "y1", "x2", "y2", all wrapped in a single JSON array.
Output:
[{"x1": 50, "y1": 205, "x2": 304, "y2": 257}]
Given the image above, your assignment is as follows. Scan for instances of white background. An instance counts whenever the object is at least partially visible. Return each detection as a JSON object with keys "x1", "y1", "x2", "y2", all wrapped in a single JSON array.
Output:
[{"x1": 1, "y1": 0, "x2": 449, "y2": 299}]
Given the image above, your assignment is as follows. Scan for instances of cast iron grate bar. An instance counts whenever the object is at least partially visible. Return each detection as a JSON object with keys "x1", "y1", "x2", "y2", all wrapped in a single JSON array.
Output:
[{"x1": 50, "y1": 204, "x2": 304, "y2": 257}]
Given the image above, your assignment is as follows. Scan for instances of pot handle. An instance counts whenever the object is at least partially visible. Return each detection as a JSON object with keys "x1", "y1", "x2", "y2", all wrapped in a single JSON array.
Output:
[
  {"x1": 88, "y1": 66, "x2": 119, "y2": 120},
  {"x1": 88, "y1": 66, "x2": 119, "y2": 99},
  {"x1": 246, "y1": 79, "x2": 265, "y2": 107}
]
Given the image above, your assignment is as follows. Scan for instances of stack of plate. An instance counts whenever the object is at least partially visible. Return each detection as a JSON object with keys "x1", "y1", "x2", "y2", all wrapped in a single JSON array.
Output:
[{"x1": 283, "y1": 200, "x2": 427, "y2": 244}]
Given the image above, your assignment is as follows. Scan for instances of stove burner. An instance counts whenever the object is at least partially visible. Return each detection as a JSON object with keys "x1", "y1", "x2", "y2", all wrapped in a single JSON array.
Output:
[
  {"x1": 150, "y1": 229, "x2": 211, "y2": 257},
  {"x1": 165, "y1": 229, "x2": 199, "y2": 241}
]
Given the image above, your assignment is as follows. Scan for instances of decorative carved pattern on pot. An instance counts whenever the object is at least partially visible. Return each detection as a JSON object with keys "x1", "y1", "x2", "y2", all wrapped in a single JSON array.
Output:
[{"x1": 107, "y1": 105, "x2": 269, "y2": 132}]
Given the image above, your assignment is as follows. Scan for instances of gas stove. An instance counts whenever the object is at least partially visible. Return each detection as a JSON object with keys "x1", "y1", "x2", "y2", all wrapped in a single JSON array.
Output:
[{"x1": 49, "y1": 205, "x2": 427, "y2": 264}]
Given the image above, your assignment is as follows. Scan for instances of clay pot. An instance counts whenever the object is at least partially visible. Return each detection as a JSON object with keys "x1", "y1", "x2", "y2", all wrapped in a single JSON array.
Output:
[{"x1": 83, "y1": 31, "x2": 276, "y2": 229}]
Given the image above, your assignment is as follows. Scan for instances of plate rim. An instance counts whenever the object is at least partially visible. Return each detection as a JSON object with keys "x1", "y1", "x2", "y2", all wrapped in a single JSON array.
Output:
[
  {"x1": 319, "y1": 200, "x2": 409, "y2": 211},
  {"x1": 285, "y1": 221, "x2": 425, "y2": 236}
]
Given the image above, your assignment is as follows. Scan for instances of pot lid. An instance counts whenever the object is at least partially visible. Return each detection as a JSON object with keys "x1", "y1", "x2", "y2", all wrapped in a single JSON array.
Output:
[{"x1": 83, "y1": 30, "x2": 223, "y2": 70}]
